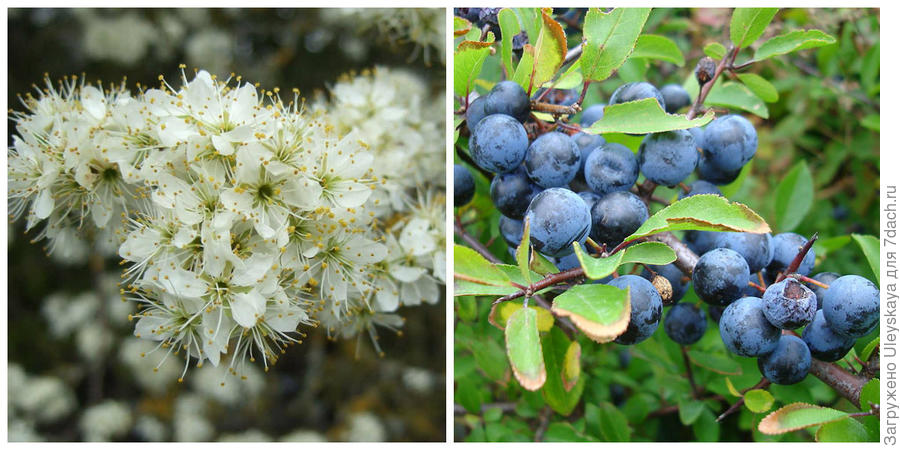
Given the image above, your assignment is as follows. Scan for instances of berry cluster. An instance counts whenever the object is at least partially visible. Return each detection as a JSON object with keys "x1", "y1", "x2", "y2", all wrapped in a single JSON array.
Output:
[{"x1": 455, "y1": 79, "x2": 880, "y2": 383}]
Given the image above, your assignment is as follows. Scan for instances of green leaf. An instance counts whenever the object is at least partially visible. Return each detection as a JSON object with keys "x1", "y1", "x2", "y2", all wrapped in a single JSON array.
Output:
[
  {"x1": 704, "y1": 42, "x2": 727, "y2": 59},
  {"x1": 456, "y1": 296, "x2": 477, "y2": 321},
  {"x1": 725, "y1": 377, "x2": 742, "y2": 397},
  {"x1": 470, "y1": 337, "x2": 509, "y2": 382},
  {"x1": 490, "y1": 302, "x2": 555, "y2": 332},
  {"x1": 573, "y1": 241, "x2": 625, "y2": 280},
  {"x1": 758, "y1": 403, "x2": 849, "y2": 435},
  {"x1": 498, "y1": 9, "x2": 520, "y2": 76},
  {"x1": 816, "y1": 418, "x2": 870, "y2": 442},
  {"x1": 521, "y1": 10, "x2": 567, "y2": 93},
  {"x1": 678, "y1": 399, "x2": 705, "y2": 425},
  {"x1": 551, "y1": 284, "x2": 631, "y2": 343},
  {"x1": 515, "y1": 8, "x2": 541, "y2": 48},
  {"x1": 505, "y1": 306, "x2": 546, "y2": 391},
  {"x1": 631, "y1": 34, "x2": 685, "y2": 66},
  {"x1": 626, "y1": 194, "x2": 771, "y2": 241},
  {"x1": 511, "y1": 46, "x2": 536, "y2": 92},
  {"x1": 542, "y1": 69, "x2": 584, "y2": 90},
  {"x1": 581, "y1": 7, "x2": 651, "y2": 82},
  {"x1": 617, "y1": 57, "x2": 650, "y2": 83},
  {"x1": 754, "y1": 29, "x2": 837, "y2": 61},
  {"x1": 736, "y1": 73, "x2": 779, "y2": 102},
  {"x1": 586, "y1": 402, "x2": 632, "y2": 441},
  {"x1": 455, "y1": 375, "x2": 485, "y2": 414},
  {"x1": 687, "y1": 349, "x2": 742, "y2": 375},
  {"x1": 730, "y1": 8, "x2": 778, "y2": 48},
  {"x1": 706, "y1": 81, "x2": 769, "y2": 119},
  {"x1": 852, "y1": 234, "x2": 880, "y2": 284},
  {"x1": 621, "y1": 241, "x2": 677, "y2": 266},
  {"x1": 860, "y1": 338, "x2": 880, "y2": 362},
  {"x1": 453, "y1": 245, "x2": 518, "y2": 297},
  {"x1": 744, "y1": 389, "x2": 775, "y2": 413},
  {"x1": 454, "y1": 17, "x2": 472, "y2": 37},
  {"x1": 454, "y1": 38, "x2": 494, "y2": 97},
  {"x1": 483, "y1": 407, "x2": 503, "y2": 422},
  {"x1": 582, "y1": 98, "x2": 715, "y2": 135},
  {"x1": 719, "y1": 159, "x2": 753, "y2": 198},
  {"x1": 516, "y1": 218, "x2": 533, "y2": 284},
  {"x1": 861, "y1": 114, "x2": 880, "y2": 131},
  {"x1": 562, "y1": 341, "x2": 581, "y2": 392},
  {"x1": 859, "y1": 378, "x2": 879, "y2": 410},
  {"x1": 544, "y1": 422, "x2": 594, "y2": 442},
  {"x1": 774, "y1": 161, "x2": 814, "y2": 231},
  {"x1": 531, "y1": 250, "x2": 559, "y2": 276},
  {"x1": 541, "y1": 327, "x2": 585, "y2": 415},
  {"x1": 692, "y1": 408, "x2": 721, "y2": 442}
]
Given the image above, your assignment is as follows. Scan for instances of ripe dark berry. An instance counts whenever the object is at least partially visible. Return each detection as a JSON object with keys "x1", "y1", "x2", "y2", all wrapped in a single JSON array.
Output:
[
  {"x1": 609, "y1": 82, "x2": 666, "y2": 111},
  {"x1": 609, "y1": 275, "x2": 663, "y2": 345},
  {"x1": 822, "y1": 275, "x2": 880, "y2": 338},
  {"x1": 484, "y1": 80, "x2": 530, "y2": 122},
  {"x1": 584, "y1": 143, "x2": 639, "y2": 196},
  {"x1": 589, "y1": 191, "x2": 649, "y2": 248},
  {"x1": 524, "y1": 131, "x2": 581, "y2": 188},
  {"x1": 767, "y1": 232, "x2": 816, "y2": 277},
  {"x1": 762, "y1": 278, "x2": 817, "y2": 330},
  {"x1": 719, "y1": 296, "x2": 780, "y2": 357},
  {"x1": 580, "y1": 103, "x2": 606, "y2": 126},
  {"x1": 664, "y1": 302, "x2": 707, "y2": 345},
  {"x1": 524, "y1": 187, "x2": 591, "y2": 257},
  {"x1": 806, "y1": 272, "x2": 840, "y2": 309},
  {"x1": 757, "y1": 335, "x2": 812, "y2": 385},
  {"x1": 499, "y1": 215, "x2": 524, "y2": 248},
  {"x1": 490, "y1": 166, "x2": 542, "y2": 220},
  {"x1": 638, "y1": 129, "x2": 699, "y2": 186},
  {"x1": 465, "y1": 96, "x2": 488, "y2": 132},
  {"x1": 660, "y1": 84, "x2": 691, "y2": 113},
  {"x1": 469, "y1": 114, "x2": 529, "y2": 174},
  {"x1": 692, "y1": 248, "x2": 750, "y2": 306},
  {"x1": 701, "y1": 115, "x2": 758, "y2": 173},
  {"x1": 454, "y1": 164, "x2": 475, "y2": 207},
  {"x1": 712, "y1": 232, "x2": 774, "y2": 274},
  {"x1": 802, "y1": 310, "x2": 856, "y2": 362},
  {"x1": 678, "y1": 180, "x2": 722, "y2": 200}
]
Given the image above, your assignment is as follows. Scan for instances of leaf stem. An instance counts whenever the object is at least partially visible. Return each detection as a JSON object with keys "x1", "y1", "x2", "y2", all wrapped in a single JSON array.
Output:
[
  {"x1": 682, "y1": 346, "x2": 700, "y2": 398},
  {"x1": 774, "y1": 232, "x2": 818, "y2": 283}
]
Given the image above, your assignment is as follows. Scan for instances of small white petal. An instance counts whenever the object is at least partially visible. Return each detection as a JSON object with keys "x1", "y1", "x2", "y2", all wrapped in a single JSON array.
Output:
[{"x1": 231, "y1": 290, "x2": 266, "y2": 328}]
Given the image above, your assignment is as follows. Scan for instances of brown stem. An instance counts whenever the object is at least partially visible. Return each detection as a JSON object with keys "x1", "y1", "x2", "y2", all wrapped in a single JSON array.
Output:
[
  {"x1": 455, "y1": 217, "x2": 501, "y2": 264},
  {"x1": 648, "y1": 232, "x2": 699, "y2": 276},
  {"x1": 531, "y1": 101, "x2": 579, "y2": 115},
  {"x1": 716, "y1": 378, "x2": 771, "y2": 422},
  {"x1": 791, "y1": 273, "x2": 829, "y2": 289},
  {"x1": 534, "y1": 406, "x2": 553, "y2": 442},
  {"x1": 687, "y1": 45, "x2": 740, "y2": 120},
  {"x1": 682, "y1": 346, "x2": 699, "y2": 398},
  {"x1": 774, "y1": 232, "x2": 818, "y2": 283},
  {"x1": 748, "y1": 281, "x2": 766, "y2": 294}
]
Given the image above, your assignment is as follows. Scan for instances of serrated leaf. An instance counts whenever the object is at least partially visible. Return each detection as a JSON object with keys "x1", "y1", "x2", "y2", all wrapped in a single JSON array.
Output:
[
  {"x1": 489, "y1": 302, "x2": 555, "y2": 332},
  {"x1": 454, "y1": 38, "x2": 494, "y2": 97},
  {"x1": 551, "y1": 284, "x2": 631, "y2": 343},
  {"x1": 852, "y1": 234, "x2": 880, "y2": 284},
  {"x1": 816, "y1": 418, "x2": 870, "y2": 442},
  {"x1": 541, "y1": 326, "x2": 585, "y2": 415},
  {"x1": 516, "y1": 218, "x2": 533, "y2": 284},
  {"x1": 582, "y1": 98, "x2": 715, "y2": 135},
  {"x1": 686, "y1": 349, "x2": 742, "y2": 375},
  {"x1": 515, "y1": 8, "x2": 541, "y2": 48},
  {"x1": 744, "y1": 389, "x2": 775, "y2": 413},
  {"x1": 498, "y1": 9, "x2": 519, "y2": 76},
  {"x1": 587, "y1": 402, "x2": 632, "y2": 441},
  {"x1": 506, "y1": 307, "x2": 546, "y2": 391},
  {"x1": 730, "y1": 8, "x2": 778, "y2": 48},
  {"x1": 774, "y1": 161, "x2": 813, "y2": 231},
  {"x1": 754, "y1": 29, "x2": 837, "y2": 61},
  {"x1": 524, "y1": 10, "x2": 568, "y2": 93},
  {"x1": 859, "y1": 378, "x2": 879, "y2": 411},
  {"x1": 736, "y1": 73, "x2": 779, "y2": 102},
  {"x1": 621, "y1": 241, "x2": 676, "y2": 266},
  {"x1": 573, "y1": 241, "x2": 624, "y2": 280},
  {"x1": 626, "y1": 194, "x2": 771, "y2": 241},
  {"x1": 860, "y1": 338, "x2": 880, "y2": 362},
  {"x1": 631, "y1": 34, "x2": 685, "y2": 66},
  {"x1": 678, "y1": 399, "x2": 706, "y2": 425},
  {"x1": 562, "y1": 341, "x2": 581, "y2": 392},
  {"x1": 725, "y1": 377, "x2": 742, "y2": 397},
  {"x1": 758, "y1": 403, "x2": 849, "y2": 435},
  {"x1": 454, "y1": 245, "x2": 519, "y2": 296},
  {"x1": 581, "y1": 7, "x2": 651, "y2": 82},
  {"x1": 704, "y1": 42, "x2": 727, "y2": 59},
  {"x1": 454, "y1": 16, "x2": 472, "y2": 37}
]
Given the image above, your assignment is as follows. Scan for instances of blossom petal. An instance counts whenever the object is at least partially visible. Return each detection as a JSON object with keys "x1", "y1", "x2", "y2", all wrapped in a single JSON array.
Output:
[{"x1": 231, "y1": 290, "x2": 266, "y2": 328}]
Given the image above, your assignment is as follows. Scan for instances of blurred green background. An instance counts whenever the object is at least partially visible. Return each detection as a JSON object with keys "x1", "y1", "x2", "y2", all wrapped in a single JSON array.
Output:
[{"x1": 8, "y1": 8, "x2": 445, "y2": 442}]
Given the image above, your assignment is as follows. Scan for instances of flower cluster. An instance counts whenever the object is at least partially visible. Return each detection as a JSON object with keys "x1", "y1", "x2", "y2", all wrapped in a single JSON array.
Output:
[{"x1": 8, "y1": 66, "x2": 445, "y2": 377}]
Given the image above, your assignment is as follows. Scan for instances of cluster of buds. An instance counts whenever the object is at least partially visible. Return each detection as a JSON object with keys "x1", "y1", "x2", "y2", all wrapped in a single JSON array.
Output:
[{"x1": 8, "y1": 66, "x2": 445, "y2": 378}]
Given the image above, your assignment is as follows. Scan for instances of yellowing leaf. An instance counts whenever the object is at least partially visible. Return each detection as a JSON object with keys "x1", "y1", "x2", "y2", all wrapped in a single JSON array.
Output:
[
  {"x1": 489, "y1": 302, "x2": 555, "y2": 332},
  {"x1": 758, "y1": 403, "x2": 849, "y2": 435},
  {"x1": 562, "y1": 341, "x2": 581, "y2": 392},
  {"x1": 505, "y1": 307, "x2": 547, "y2": 391},
  {"x1": 551, "y1": 284, "x2": 631, "y2": 343}
]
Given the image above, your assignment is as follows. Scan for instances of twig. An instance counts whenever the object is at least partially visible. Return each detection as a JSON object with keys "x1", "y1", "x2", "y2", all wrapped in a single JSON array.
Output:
[
  {"x1": 454, "y1": 402, "x2": 518, "y2": 416},
  {"x1": 716, "y1": 378, "x2": 771, "y2": 422},
  {"x1": 774, "y1": 233, "x2": 818, "y2": 283},
  {"x1": 682, "y1": 346, "x2": 699, "y2": 398},
  {"x1": 534, "y1": 406, "x2": 553, "y2": 442},
  {"x1": 455, "y1": 217, "x2": 501, "y2": 264},
  {"x1": 687, "y1": 45, "x2": 740, "y2": 120},
  {"x1": 531, "y1": 101, "x2": 579, "y2": 115}
]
